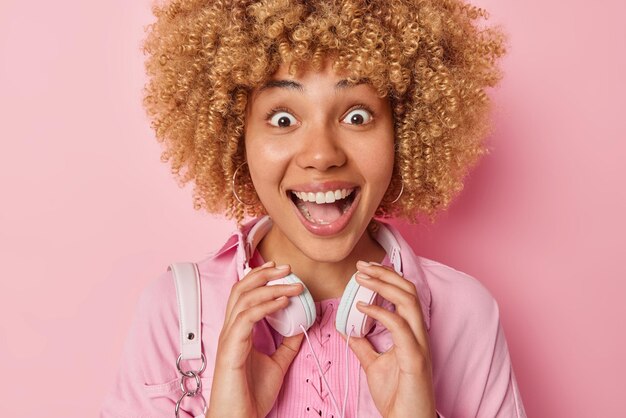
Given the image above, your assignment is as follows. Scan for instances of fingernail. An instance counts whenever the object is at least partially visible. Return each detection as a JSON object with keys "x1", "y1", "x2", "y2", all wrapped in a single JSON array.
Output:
[
  {"x1": 356, "y1": 301, "x2": 368, "y2": 307},
  {"x1": 356, "y1": 260, "x2": 371, "y2": 268},
  {"x1": 261, "y1": 261, "x2": 274, "y2": 268},
  {"x1": 275, "y1": 264, "x2": 290, "y2": 270},
  {"x1": 356, "y1": 272, "x2": 371, "y2": 280},
  {"x1": 369, "y1": 261, "x2": 383, "y2": 266}
]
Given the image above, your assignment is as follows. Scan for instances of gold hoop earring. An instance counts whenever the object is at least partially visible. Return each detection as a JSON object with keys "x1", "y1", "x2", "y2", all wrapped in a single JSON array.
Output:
[
  {"x1": 232, "y1": 162, "x2": 256, "y2": 206},
  {"x1": 388, "y1": 181, "x2": 404, "y2": 204}
]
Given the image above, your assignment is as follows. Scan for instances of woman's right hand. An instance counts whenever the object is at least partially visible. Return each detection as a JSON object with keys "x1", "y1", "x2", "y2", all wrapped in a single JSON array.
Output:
[{"x1": 207, "y1": 261, "x2": 304, "y2": 418}]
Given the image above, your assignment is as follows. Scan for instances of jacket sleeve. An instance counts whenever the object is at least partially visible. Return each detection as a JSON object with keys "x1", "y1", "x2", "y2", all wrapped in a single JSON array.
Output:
[
  {"x1": 101, "y1": 270, "x2": 210, "y2": 418},
  {"x1": 475, "y1": 313, "x2": 526, "y2": 418},
  {"x1": 426, "y1": 263, "x2": 527, "y2": 418}
]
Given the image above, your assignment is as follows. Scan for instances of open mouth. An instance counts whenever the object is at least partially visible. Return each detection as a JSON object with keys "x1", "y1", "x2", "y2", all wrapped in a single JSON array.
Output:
[{"x1": 289, "y1": 187, "x2": 358, "y2": 226}]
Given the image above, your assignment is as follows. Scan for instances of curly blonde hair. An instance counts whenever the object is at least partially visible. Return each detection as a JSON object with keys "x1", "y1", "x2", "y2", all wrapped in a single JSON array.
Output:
[{"x1": 142, "y1": 0, "x2": 506, "y2": 224}]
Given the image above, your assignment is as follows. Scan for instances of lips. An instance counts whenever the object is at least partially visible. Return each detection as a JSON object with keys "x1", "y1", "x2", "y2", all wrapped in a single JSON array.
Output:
[{"x1": 288, "y1": 183, "x2": 360, "y2": 236}]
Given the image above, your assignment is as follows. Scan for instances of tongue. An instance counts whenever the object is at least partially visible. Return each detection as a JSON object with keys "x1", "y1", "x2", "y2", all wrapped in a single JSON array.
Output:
[{"x1": 304, "y1": 201, "x2": 343, "y2": 224}]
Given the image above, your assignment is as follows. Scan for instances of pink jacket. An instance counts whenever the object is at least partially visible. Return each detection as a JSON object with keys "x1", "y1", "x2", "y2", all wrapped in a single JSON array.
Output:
[{"x1": 101, "y1": 218, "x2": 526, "y2": 417}]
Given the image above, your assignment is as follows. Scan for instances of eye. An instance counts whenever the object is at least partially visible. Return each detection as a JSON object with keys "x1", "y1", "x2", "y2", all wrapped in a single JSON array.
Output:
[
  {"x1": 268, "y1": 110, "x2": 297, "y2": 128},
  {"x1": 342, "y1": 107, "x2": 373, "y2": 125}
]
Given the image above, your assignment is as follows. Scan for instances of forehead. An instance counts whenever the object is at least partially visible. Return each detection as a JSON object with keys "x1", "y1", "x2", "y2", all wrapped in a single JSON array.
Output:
[{"x1": 251, "y1": 61, "x2": 373, "y2": 100}]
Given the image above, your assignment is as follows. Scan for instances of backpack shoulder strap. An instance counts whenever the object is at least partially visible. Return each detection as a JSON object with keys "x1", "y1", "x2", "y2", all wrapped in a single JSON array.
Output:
[{"x1": 168, "y1": 263, "x2": 202, "y2": 360}]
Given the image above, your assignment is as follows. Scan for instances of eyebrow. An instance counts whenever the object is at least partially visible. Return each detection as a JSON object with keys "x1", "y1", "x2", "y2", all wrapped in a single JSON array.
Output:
[
  {"x1": 258, "y1": 78, "x2": 369, "y2": 93},
  {"x1": 258, "y1": 80, "x2": 304, "y2": 92},
  {"x1": 335, "y1": 79, "x2": 368, "y2": 90}
]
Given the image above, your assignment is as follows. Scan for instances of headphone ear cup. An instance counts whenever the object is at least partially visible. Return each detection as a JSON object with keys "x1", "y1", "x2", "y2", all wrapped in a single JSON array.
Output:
[
  {"x1": 265, "y1": 273, "x2": 316, "y2": 337},
  {"x1": 336, "y1": 274, "x2": 379, "y2": 337}
]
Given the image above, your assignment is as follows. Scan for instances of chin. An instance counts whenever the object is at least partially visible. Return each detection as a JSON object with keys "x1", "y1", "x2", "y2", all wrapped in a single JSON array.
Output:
[
  {"x1": 298, "y1": 240, "x2": 357, "y2": 263},
  {"x1": 288, "y1": 218, "x2": 367, "y2": 264}
]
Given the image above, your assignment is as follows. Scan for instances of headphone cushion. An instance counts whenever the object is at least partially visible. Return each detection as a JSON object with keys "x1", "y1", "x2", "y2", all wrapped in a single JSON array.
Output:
[
  {"x1": 336, "y1": 274, "x2": 378, "y2": 337},
  {"x1": 265, "y1": 274, "x2": 316, "y2": 337}
]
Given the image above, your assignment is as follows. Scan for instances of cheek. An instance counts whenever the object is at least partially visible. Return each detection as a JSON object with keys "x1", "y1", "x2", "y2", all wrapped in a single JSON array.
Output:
[
  {"x1": 375, "y1": 155, "x2": 395, "y2": 192},
  {"x1": 360, "y1": 140, "x2": 395, "y2": 187},
  {"x1": 246, "y1": 140, "x2": 291, "y2": 195}
]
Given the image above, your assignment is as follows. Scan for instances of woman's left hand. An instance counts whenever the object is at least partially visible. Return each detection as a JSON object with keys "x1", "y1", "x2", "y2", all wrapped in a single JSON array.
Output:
[{"x1": 346, "y1": 260, "x2": 437, "y2": 418}]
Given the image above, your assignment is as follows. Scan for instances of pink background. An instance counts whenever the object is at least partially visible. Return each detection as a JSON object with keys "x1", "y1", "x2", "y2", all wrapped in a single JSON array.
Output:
[{"x1": 1, "y1": 0, "x2": 624, "y2": 416}]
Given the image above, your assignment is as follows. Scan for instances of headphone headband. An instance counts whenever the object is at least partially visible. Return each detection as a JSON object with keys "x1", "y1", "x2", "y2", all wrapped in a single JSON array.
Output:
[{"x1": 240, "y1": 216, "x2": 403, "y2": 276}]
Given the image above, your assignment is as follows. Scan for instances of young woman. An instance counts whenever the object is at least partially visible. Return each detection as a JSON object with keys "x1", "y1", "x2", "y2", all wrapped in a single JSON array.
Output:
[{"x1": 102, "y1": 0, "x2": 525, "y2": 417}]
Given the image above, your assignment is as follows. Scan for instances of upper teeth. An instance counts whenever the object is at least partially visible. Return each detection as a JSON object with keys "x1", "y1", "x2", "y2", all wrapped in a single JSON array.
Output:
[{"x1": 292, "y1": 189, "x2": 354, "y2": 204}]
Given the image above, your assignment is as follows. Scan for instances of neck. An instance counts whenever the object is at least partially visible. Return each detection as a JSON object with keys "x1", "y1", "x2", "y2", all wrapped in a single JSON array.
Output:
[{"x1": 257, "y1": 222, "x2": 386, "y2": 301}]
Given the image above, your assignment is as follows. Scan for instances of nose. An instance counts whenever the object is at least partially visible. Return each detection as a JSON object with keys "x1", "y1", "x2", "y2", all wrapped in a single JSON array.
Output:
[{"x1": 294, "y1": 124, "x2": 347, "y2": 172}]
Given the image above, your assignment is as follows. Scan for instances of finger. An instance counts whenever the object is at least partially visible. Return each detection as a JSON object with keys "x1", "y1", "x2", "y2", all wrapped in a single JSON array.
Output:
[
  {"x1": 226, "y1": 282, "x2": 304, "y2": 329},
  {"x1": 354, "y1": 270, "x2": 427, "y2": 344},
  {"x1": 354, "y1": 272, "x2": 424, "y2": 335},
  {"x1": 344, "y1": 334, "x2": 379, "y2": 372},
  {"x1": 224, "y1": 261, "x2": 275, "y2": 320},
  {"x1": 356, "y1": 261, "x2": 417, "y2": 296},
  {"x1": 355, "y1": 302, "x2": 423, "y2": 360},
  {"x1": 224, "y1": 263, "x2": 291, "y2": 321},
  {"x1": 271, "y1": 334, "x2": 304, "y2": 375},
  {"x1": 226, "y1": 295, "x2": 292, "y2": 344}
]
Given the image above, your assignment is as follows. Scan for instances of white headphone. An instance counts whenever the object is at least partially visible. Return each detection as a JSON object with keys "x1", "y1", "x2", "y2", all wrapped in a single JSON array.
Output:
[{"x1": 239, "y1": 216, "x2": 403, "y2": 338}]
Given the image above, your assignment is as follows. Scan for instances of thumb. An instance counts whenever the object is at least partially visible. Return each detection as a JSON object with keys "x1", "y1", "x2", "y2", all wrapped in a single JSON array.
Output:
[
  {"x1": 345, "y1": 336, "x2": 379, "y2": 371},
  {"x1": 271, "y1": 333, "x2": 304, "y2": 374}
]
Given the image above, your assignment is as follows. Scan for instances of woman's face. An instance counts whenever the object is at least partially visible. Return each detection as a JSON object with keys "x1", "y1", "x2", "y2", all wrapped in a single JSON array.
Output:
[{"x1": 244, "y1": 61, "x2": 395, "y2": 263}]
